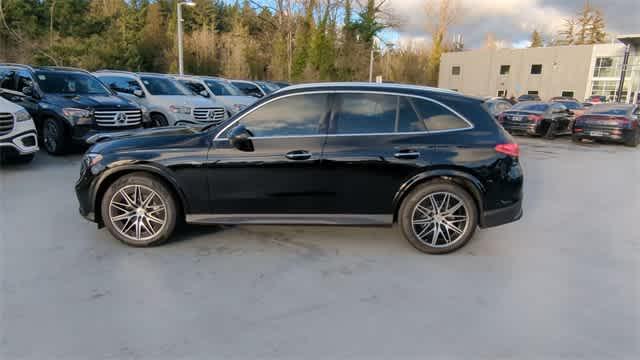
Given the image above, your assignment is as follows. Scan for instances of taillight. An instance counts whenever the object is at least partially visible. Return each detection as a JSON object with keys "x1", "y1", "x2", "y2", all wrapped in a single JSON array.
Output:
[
  {"x1": 613, "y1": 117, "x2": 630, "y2": 127},
  {"x1": 527, "y1": 114, "x2": 543, "y2": 122},
  {"x1": 495, "y1": 143, "x2": 520, "y2": 157}
]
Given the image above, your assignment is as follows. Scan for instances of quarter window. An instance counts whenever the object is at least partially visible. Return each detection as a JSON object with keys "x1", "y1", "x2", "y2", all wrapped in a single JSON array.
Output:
[
  {"x1": 232, "y1": 93, "x2": 328, "y2": 137},
  {"x1": 333, "y1": 93, "x2": 397, "y2": 134},
  {"x1": 412, "y1": 98, "x2": 470, "y2": 131},
  {"x1": 530, "y1": 64, "x2": 542, "y2": 74}
]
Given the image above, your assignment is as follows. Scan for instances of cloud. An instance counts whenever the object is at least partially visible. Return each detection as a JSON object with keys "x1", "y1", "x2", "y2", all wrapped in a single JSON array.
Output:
[{"x1": 385, "y1": 0, "x2": 639, "y2": 48}]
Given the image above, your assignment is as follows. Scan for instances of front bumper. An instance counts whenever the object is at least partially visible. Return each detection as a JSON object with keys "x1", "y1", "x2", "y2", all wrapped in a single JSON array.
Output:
[{"x1": 0, "y1": 121, "x2": 39, "y2": 155}]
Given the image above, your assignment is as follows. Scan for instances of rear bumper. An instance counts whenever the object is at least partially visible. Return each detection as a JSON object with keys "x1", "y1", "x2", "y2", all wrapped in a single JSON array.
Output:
[
  {"x1": 573, "y1": 127, "x2": 634, "y2": 143},
  {"x1": 480, "y1": 199, "x2": 523, "y2": 228},
  {"x1": 502, "y1": 122, "x2": 540, "y2": 135}
]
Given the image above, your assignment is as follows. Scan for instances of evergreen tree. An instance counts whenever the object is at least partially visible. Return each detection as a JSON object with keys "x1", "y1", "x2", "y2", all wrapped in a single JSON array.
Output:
[{"x1": 530, "y1": 30, "x2": 543, "y2": 47}]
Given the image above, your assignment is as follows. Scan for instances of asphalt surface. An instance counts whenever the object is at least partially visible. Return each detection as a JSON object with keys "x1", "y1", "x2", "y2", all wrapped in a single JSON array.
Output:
[{"x1": 1, "y1": 137, "x2": 639, "y2": 359}]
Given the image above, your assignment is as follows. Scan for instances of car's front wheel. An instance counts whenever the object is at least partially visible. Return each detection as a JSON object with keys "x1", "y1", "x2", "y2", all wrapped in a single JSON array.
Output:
[
  {"x1": 399, "y1": 181, "x2": 478, "y2": 254},
  {"x1": 42, "y1": 118, "x2": 68, "y2": 155},
  {"x1": 101, "y1": 173, "x2": 178, "y2": 247}
]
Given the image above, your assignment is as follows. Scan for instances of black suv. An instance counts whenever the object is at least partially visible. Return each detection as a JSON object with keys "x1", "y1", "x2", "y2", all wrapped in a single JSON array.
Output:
[
  {"x1": 76, "y1": 83, "x2": 523, "y2": 254},
  {"x1": 0, "y1": 64, "x2": 145, "y2": 154}
]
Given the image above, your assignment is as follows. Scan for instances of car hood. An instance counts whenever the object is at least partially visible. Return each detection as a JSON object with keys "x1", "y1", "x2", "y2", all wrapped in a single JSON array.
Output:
[
  {"x1": 45, "y1": 94, "x2": 138, "y2": 109},
  {"x1": 87, "y1": 126, "x2": 200, "y2": 151},
  {"x1": 154, "y1": 95, "x2": 221, "y2": 108}
]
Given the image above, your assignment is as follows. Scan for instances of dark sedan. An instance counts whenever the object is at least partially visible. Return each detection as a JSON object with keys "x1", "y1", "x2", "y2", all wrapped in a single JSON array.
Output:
[
  {"x1": 572, "y1": 104, "x2": 640, "y2": 147},
  {"x1": 76, "y1": 82, "x2": 523, "y2": 254},
  {"x1": 498, "y1": 101, "x2": 573, "y2": 139}
]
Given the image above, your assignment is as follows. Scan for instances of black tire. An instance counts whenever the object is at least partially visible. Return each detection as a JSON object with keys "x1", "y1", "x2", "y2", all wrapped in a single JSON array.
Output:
[
  {"x1": 101, "y1": 172, "x2": 178, "y2": 247},
  {"x1": 150, "y1": 113, "x2": 169, "y2": 127},
  {"x1": 399, "y1": 181, "x2": 478, "y2": 254},
  {"x1": 42, "y1": 118, "x2": 68, "y2": 155},
  {"x1": 543, "y1": 120, "x2": 557, "y2": 140},
  {"x1": 623, "y1": 129, "x2": 639, "y2": 147}
]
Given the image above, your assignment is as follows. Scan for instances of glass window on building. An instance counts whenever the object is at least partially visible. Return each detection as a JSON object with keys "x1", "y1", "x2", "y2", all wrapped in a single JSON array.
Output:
[
  {"x1": 528, "y1": 90, "x2": 539, "y2": 95},
  {"x1": 561, "y1": 91, "x2": 574, "y2": 98},
  {"x1": 590, "y1": 80, "x2": 629, "y2": 102},
  {"x1": 451, "y1": 66, "x2": 461, "y2": 76},
  {"x1": 500, "y1": 65, "x2": 510, "y2": 75},
  {"x1": 530, "y1": 64, "x2": 542, "y2": 75}
]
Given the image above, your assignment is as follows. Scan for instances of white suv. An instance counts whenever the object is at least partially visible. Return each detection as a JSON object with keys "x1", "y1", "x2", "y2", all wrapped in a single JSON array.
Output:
[
  {"x1": 0, "y1": 96, "x2": 38, "y2": 163},
  {"x1": 94, "y1": 71, "x2": 228, "y2": 127},
  {"x1": 174, "y1": 75, "x2": 256, "y2": 115}
]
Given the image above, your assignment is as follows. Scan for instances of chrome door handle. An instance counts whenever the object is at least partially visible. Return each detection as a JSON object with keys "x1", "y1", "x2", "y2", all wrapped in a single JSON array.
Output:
[
  {"x1": 286, "y1": 151, "x2": 312, "y2": 160},
  {"x1": 394, "y1": 151, "x2": 420, "y2": 160}
]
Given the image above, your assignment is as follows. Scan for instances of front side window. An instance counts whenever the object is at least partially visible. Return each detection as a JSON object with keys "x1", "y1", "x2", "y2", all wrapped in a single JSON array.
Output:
[
  {"x1": 35, "y1": 71, "x2": 111, "y2": 95},
  {"x1": 451, "y1": 66, "x2": 461, "y2": 76},
  {"x1": 333, "y1": 93, "x2": 397, "y2": 134},
  {"x1": 500, "y1": 65, "x2": 510, "y2": 75},
  {"x1": 0, "y1": 69, "x2": 17, "y2": 91},
  {"x1": 230, "y1": 93, "x2": 328, "y2": 137},
  {"x1": 180, "y1": 80, "x2": 206, "y2": 94},
  {"x1": 16, "y1": 71, "x2": 34, "y2": 93},
  {"x1": 99, "y1": 76, "x2": 142, "y2": 95},
  {"x1": 140, "y1": 76, "x2": 188, "y2": 96},
  {"x1": 530, "y1": 64, "x2": 542, "y2": 75}
]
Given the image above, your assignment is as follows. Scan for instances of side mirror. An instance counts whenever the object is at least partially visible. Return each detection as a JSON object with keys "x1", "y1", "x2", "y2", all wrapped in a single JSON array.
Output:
[
  {"x1": 22, "y1": 86, "x2": 37, "y2": 98},
  {"x1": 133, "y1": 89, "x2": 145, "y2": 98},
  {"x1": 228, "y1": 124, "x2": 254, "y2": 152},
  {"x1": 199, "y1": 90, "x2": 210, "y2": 98}
]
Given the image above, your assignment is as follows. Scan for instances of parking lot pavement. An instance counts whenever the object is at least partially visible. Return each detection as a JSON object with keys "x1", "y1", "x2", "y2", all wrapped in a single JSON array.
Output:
[{"x1": 1, "y1": 137, "x2": 638, "y2": 359}]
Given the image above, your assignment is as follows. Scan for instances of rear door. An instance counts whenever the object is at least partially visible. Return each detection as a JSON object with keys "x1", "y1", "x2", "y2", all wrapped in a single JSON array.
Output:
[{"x1": 321, "y1": 92, "x2": 441, "y2": 216}]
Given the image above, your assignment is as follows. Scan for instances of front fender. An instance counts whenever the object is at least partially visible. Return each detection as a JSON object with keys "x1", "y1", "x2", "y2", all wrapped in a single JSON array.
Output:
[{"x1": 392, "y1": 169, "x2": 485, "y2": 219}]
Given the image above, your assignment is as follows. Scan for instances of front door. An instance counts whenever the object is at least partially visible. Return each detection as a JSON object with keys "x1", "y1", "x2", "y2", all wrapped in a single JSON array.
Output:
[{"x1": 207, "y1": 92, "x2": 330, "y2": 214}]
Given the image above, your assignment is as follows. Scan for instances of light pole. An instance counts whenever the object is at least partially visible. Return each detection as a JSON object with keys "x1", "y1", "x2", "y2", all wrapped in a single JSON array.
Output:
[
  {"x1": 369, "y1": 36, "x2": 381, "y2": 83},
  {"x1": 177, "y1": 1, "x2": 195, "y2": 76}
]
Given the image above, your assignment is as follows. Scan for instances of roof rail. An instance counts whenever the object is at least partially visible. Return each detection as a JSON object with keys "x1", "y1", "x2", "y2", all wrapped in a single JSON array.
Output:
[
  {"x1": 37, "y1": 66, "x2": 91, "y2": 73},
  {"x1": 0, "y1": 63, "x2": 35, "y2": 71},
  {"x1": 94, "y1": 69, "x2": 137, "y2": 75}
]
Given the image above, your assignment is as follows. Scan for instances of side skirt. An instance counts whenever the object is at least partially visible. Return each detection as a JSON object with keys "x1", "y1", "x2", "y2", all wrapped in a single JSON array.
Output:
[{"x1": 186, "y1": 214, "x2": 393, "y2": 226}]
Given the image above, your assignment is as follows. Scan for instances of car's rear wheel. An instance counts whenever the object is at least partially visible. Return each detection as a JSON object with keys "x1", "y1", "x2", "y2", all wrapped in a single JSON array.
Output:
[
  {"x1": 42, "y1": 118, "x2": 68, "y2": 155},
  {"x1": 150, "y1": 113, "x2": 169, "y2": 128},
  {"x1": 101, "y1": 173, "x2": 177, "y2": 247},
  {"x1": 399, "y1": 181, "x2": 478, "y2": 254},
  {"x1": 623, "y1": 129, "x2": 639, "y2": 147}
]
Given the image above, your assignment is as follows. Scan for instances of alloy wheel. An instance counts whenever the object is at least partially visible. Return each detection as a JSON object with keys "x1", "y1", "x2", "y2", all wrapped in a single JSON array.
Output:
[
  {"x1": 411, "y1": 192, "x2": 469, "y2": 248},
  {"x1": 108, "y1": 184, "x2": 167, "y2": 242},
  {"x1": 44, "y1": 120, "x2": 58, "y2": 153}
]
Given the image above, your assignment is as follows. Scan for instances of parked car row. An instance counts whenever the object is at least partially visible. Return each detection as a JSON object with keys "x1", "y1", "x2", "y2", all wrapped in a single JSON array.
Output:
[{"x1": 0, "y1": 63, "x2": 289, "y2": 162}]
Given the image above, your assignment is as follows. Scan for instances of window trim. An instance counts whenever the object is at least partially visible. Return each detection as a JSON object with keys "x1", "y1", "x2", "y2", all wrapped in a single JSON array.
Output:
[{"x1": 213, "y1": 90, "x2": 474, "y2": 141}]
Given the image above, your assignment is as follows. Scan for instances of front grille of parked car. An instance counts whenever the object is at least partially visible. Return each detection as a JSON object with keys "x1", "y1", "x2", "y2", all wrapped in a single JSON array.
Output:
[
  {"x1": 94, "y1": 109, "x2": 142, "y2": 128},
  {"x1": 193, "y1": 107, "x2": 226, "y2": 125},
  {"x1": 0, "y1": 112, "x2": 15, "y2": 136}
]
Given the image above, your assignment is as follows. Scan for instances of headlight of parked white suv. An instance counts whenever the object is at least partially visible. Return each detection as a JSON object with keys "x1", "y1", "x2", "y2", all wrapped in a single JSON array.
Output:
[
  {"x1": 63, "y1": 108, "x2": 93, "y2": 125},
  {"x1": 231, "y1": 104, "x2": 248, "y2": 113},
  {"x1": 169, "y1": 105, "x2": 192, "y2": 114},
  {"x1": 15, "y1": 109, "x2": 32, "y2": 122}
]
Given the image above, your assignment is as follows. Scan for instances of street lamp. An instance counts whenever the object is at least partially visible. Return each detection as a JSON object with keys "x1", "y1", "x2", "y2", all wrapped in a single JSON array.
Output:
[{"x1": 177, "y1": 1, "x2": 196, "y2": 76}]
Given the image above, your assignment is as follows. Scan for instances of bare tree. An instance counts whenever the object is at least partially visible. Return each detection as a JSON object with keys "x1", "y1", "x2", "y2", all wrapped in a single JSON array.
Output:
[{"x1": 424, "y1": 0, "x2": 459, "y2": 85}]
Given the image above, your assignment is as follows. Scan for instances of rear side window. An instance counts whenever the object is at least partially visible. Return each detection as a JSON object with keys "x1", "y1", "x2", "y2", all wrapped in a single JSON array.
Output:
[
  {"x1": 412, "y1": 98, "x2": 471, "y2": 131},
  {"x1": 0, "y1": 69, "x2": 17, "y2": 91},
  {"x1": 334, "y1": 93, "x2": 396, "y2": 134}
]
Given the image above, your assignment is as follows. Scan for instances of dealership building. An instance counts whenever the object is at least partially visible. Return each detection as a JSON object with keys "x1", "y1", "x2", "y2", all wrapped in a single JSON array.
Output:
[{"x1": 438, "y1": 34, "x2": 640, "y2": 103}]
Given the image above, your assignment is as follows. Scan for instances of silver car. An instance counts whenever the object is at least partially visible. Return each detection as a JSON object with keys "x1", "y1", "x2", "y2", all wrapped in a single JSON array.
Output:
[
  {"x1": 94, "y1": 71, "x2": 228, "y2": 127},
  {"x1": 174, "y1": 75, "x2": 256, "y2": 115}
]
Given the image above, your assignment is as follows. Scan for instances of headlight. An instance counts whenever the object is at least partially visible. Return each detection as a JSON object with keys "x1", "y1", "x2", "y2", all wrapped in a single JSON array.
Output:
[
  {"x1": 15, "y1": 109, "x2": 32, "y2": 122},
  {"x1": 169, "y1": 105, "x2": 191, "y2": 114},
  {"x1": 231, "y1": 104, "x2": 248, "y2": 113},
  {"x1": 63, "y1": 108, "x2": 93, "y2": 124}
]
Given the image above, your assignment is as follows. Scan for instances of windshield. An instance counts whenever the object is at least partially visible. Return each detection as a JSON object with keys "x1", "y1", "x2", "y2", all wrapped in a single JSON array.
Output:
[
  {"x1": 587, "y1": 106, "x2": 630, "y2": 116},
  {"x1": 556, "y1": 101, "x2": 582, "y2": 110},
  {"x1": 512, "y1": 103, "x2": 548, "y2": 112},
  {"x1": 204, "y1": 80, "x2": 243, "y2": 96},
  {"x1": 255, "y1": 81, "x2": 278, "y2": 94},
  {"x1": 35, "y1": 71, "x2": 111, "y2": 95},
  {"x1": 141, "y1": 76, "x2": 189, "y2": 96}
]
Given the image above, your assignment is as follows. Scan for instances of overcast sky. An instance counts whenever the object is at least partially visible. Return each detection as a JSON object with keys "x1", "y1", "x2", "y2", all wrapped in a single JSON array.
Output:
[{"x1": 384, "y1": 0, "x2": 640, "y2": 48}]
